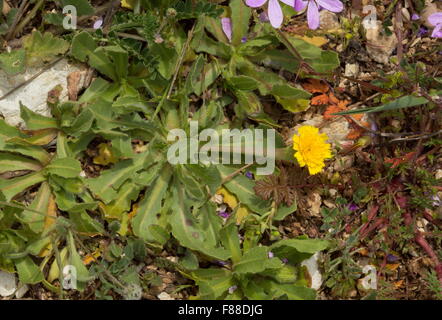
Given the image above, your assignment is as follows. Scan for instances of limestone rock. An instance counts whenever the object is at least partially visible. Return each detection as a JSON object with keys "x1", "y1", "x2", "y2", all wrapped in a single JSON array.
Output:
[{"x1": 0, "y1": 59, "x2": 84, "y2": 127}]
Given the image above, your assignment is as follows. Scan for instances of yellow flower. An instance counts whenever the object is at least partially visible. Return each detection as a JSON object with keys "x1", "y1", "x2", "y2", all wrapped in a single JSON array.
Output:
[{"x1": 292, "y1": 125, "x2": 332, "y2": 175}]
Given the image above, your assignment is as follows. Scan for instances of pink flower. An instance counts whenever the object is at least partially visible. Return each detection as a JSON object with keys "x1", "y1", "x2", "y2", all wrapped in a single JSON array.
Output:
[
  {"x1": 93, "y1": 18, "x2": 103, "y2": 29},
  {"x1": 221, "y1": 17, "x2": 233, "y2": 42},
  {"x1": 245, "y1": 0, "x2": 295, "y2": 28},
  {"x1": 428, "y1": 12, "x2": 442, "y2": 38},
  {"x1": 294, "y1": 0, "x2": 343, "y2": 30}
]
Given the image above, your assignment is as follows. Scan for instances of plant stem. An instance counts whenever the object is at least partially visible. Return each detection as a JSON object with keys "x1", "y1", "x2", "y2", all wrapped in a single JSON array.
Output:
[{"x1": 12, "y1": 0, "x2": 44, "y2": 39}]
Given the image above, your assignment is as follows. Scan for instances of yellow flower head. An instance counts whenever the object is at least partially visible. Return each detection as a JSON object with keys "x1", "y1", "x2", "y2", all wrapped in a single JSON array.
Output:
[{"x1": 292, "y1": 125, "x2": 333, "y2": 175}]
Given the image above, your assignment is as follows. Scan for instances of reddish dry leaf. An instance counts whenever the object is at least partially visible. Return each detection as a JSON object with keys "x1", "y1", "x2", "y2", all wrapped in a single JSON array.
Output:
[
  {"x1": 385, "y1": 151, "x2": 417, "y2": 168},
  {"x1": 324, "y1": 104, "x2": 343, "y2": 119},
  {"x1": 311, "y1": 94, "x2": 330, "y2": 105},
  {"x1": 302, "y1": 79, "x2": 329, "y2": 93}
]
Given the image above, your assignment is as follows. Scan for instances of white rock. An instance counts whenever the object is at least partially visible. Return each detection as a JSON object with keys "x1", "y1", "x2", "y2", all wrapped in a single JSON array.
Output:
[
  {"x1": 319, "y1": 11, "x2": 340, "y2": 31},
  {"x1": 15, "y1": 283, "x2": 29, "y2": 299},
  {"x1": 157, "y1": 292, "x2": 174, "y2": 300},
  {"x1": 301, "y1": 253, "x2": 322, "y2": 290},
  {"x1": 0, "y1": 59, "x2": 82, "y2": 127},
  {"x1": 344, "y1": 64, "x2": 360, "y2": 78},
  {"x1": 0, "y1": 271, "x2": 16, "y2": 297},
  {"x1": 364, "y1": 20, "x2": 397, "y2": 64}
]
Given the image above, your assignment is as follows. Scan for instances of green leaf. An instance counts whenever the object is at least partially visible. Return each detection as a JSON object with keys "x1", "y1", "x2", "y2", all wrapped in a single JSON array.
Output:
[
  {"x1": 67, "y1": 230, "x2": 92, "y2": 290},
  {"x1": 274, "y1": 201, "x2": 297, "y2": 221},
  {"x1": 230, "y1": 0, "x2": 251, "y2": 46},
  {"x1": 180, "y1": 250, "x2": 199, "y2": 271},
  {"x1": 284, "y1": 37, "x2": 340, "y2": 73},
  {"x1": 150, "y1": 43, "x2": 178, "y2": 80},
  {"x1": 252, "y1": 49, "x2": 298, "y2": 72},
  {"x1": 60, "y1": 0, "x2": 94, "y2": 16},
  {"x1": 0, "y1": 152, "x2": 42, "y2": 173},
  {"x1": 20, "y1": 104, "x2": 58, "y2": 130},
  {"x1": 0, "y1": 119, "x2": 25, "y2": 142},
  {"x1": 271, "y1": 282, "x2": 316, "y2": 300},
  {"x1": 20, "y1": 182, "x2": 51, "y2": 233},
  {"x1": 174, "y1": 0, "x2": 223, "y2": 20},
  {"x1": 234, "y1": 89, "x2": 262, "y2": 116},
  {"x1": 233, "y1": 246, "x2": 278, "y2": 274},
  {"x1": 69, "y1": 210, "x2": 105, "y2": 236},
  {"x1": 0, "y1": 49, "x2": 25, "y2": 75},
  {"x1": 204, "y1": 16, "x2": 230, "y2": 43},
  {"x1": 15, "y1": 256, "x2": 44, "y2": 284},
  {"x1": 237, "y1": 36, "x2": 276, "y2": 56},
  {"x1": 170, "y1": 183, "x2": 230, "y2": 260},
  {"x1": 271, "y1": 84, "x2": 312, "y2": 113},
  {"x1": 271, "y1": 84, "x2": 311, "y2": 100},
  {"x1": 45, "y1": 158, "x2": 82, "y2": 178},
  {"x1": 271, "y1": 238, "x2": 329, "y2": 254},
  {"x1": 23, "y1": 31, "x2": 69, "y2": 66},
  {"x1": 1, "y1": 138, "x2": 51, "y2": 165},
  {"x1": 220, "y1": 224, "x2": 242, "y2": 264},
  {"x1": 193, "y1": 61, "x2": 221, "y2": 96},
  {"x1": 132, "y1": 168, "x2": 171, "y2": 241},
  {"x1": 228, "y1": 75, "x2": 260, "y2": 91},
  {"x1": 334, "y1": 95, "x2": 433, "y2": 115},
  {"x1": 218, "y1": 165, "x2": 271, "y2": 214},
  {"x1": 105, "y1": 45, "x2": 129, "y2": 80},
  {"x1": 0, "y1": 171, "x2": 46, "y2": 202},
  {"x1": 87, "y1": 47, "x2": 119, "y2": 81},
  {"x1": 86, "y1": 155, "x2": 145, "y2": 203},
  {"x1": 197, "y1": 274, "x2": 234, "y2": 299},
  {"x1": 192, "y1": 25, "x2": 231, "y2": 59},
  {"x1": 99, "y1": 181, "x2": 141, "y2": 220},
  {"x1": 71, "y1": 32, "x2": 118, "y2": 80},
  {"x1": 70, "y1": 31, "x2": 97, "y2": 62}
]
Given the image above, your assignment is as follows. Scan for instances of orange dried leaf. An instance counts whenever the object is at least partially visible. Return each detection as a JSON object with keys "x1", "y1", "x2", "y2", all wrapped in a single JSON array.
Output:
[
  {"x1": 324, "y1": 105, "x2": 343, "y2": 119},
  {"x1": 83, "y1": 249, "x2": 101, "y2": 265},
  {"x1": 346, "y1": 128, "x2": 364, "y2": 140},
  {"x1": 302, "y1": 79, "x2": 329, "y2": 94},
  {"x1": 328, "y1": 92, "x2": 341, "y2": 105},
  {"x1": 393, "y1": 280, "x2": 404, "y2": 289},
  {"x1": 311, "y1": 94, "x2": 330, "y2": 105}
]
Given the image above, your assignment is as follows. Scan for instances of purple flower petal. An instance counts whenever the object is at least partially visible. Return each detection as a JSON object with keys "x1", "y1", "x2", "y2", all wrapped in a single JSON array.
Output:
[
  {"x1": 268, "y1": 0, "x2": 284, "y2": 28},
  {"x1": 316, "y1": 0, "x2": 343, "y2": 13},
  {"x1": 245, "y1": 0, "x2": 268, "y2": 8},
  {"x1": 348, "y1": 203, "x2": 358, "y2": 211},
  {"x1": 431, "y1": 23, "x2": 442, "y2": 38},
  {"x1": 93, "y1": 18, "x2": 103, "y2": 29},
  {"x1": 245, "y1": 171, "x2": 253, "y2": 179},
  {"x1": 386, "y1": 254, "x2": 399, "y2": 263},
  {"x1": 218, "y1": 211, "x2": 230, "y2": 219},
  {"x1": 228, "y1": 285, "x2": 238, "y2": 294},
  {"x1": 411, "y1": 13, "x2": 420, "y2": 21},
  {"x1": 294, "y1": 0, "x2": 307, "y2": 11},
  {"x1": 280, "y1": 0, "x2": 295, "y2": 6},
  {"x1": 221, "y1": 17, "x2": 232, "y2": 42},
  {"x1": 417, "y1": 26, "x2": 428, "y2": 37},
  {"x1": 268, "y1": 251, "x2": 274, "y2": 258},
  {"x1": 428, "y1": 12, "x2": 442, "y2": 27},
  {"x1": 307, "y1": 0, "x2": 320, "y2": 29}
]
